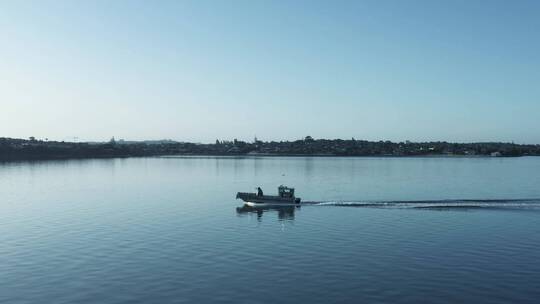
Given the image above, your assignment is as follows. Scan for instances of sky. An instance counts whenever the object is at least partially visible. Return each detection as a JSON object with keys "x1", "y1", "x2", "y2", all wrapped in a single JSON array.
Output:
[{"x1": 1, "y1": 0, "x2": 540, "y2": 143}]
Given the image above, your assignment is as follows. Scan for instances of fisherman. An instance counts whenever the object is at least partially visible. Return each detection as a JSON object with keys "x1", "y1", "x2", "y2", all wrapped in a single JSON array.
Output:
[{"x1": 257, "y1": 187, "x2": 263, "y2": 196}]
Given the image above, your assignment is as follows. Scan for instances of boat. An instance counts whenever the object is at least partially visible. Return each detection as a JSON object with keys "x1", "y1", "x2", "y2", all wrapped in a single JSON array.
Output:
[{"x1": 236, "y1": 185, "x2": 301, "y2": 206}]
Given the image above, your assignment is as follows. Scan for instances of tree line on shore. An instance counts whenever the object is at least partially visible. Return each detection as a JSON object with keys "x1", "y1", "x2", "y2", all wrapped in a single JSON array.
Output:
[{"x1": 1, "y1": 136, "x2": 539, "y2": 161}]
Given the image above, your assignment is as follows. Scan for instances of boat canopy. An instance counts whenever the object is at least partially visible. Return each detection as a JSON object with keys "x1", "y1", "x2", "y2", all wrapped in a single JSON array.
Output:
[{"x1": 278, "y1": 185, "x2": 295, "y2": 198}]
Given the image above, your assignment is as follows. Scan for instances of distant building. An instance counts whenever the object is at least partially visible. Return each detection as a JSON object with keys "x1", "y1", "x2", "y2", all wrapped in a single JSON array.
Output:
[{"x1": 490, "y1": 151, "x2": 502, "y2": 157}]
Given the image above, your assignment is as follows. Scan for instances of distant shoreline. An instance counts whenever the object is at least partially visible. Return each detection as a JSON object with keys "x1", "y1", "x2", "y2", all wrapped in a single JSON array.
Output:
[
  {"x1": 160, "y1": 153, "x2": 506, "y2": 158},
  {"x1": 2, "y1": 136, "x2": 539, "y2": 162}
]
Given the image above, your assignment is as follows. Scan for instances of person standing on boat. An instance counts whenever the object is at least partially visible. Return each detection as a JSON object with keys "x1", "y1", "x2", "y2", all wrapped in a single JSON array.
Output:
[{"x1": 257, "y1": 187, "x2": 263, "y2": 196}]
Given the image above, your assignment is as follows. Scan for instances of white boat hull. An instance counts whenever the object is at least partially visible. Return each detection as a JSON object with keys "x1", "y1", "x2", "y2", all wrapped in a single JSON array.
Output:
[
  {"x1": 245, "y1": 201, "x2": 299, "y2": 207},
  {"x1": 237, "y1": 191, "x2": 301, "y2": 206}
]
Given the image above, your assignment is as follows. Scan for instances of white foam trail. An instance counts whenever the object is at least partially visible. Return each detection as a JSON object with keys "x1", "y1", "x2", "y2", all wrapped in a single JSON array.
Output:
[{"x1": 305, "y1": 199, "x2": 540, "y2": 210}]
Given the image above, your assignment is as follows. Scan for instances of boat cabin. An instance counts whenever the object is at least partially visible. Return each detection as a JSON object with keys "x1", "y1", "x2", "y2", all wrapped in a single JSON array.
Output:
[{"x1": 278, "y1": 185, "x2": 295, "y2": 198}]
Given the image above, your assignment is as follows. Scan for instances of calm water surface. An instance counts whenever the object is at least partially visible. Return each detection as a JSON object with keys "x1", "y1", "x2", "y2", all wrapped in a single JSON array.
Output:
[{"x1": 1, "y1": 156, "x2": 540, "y2": 303}]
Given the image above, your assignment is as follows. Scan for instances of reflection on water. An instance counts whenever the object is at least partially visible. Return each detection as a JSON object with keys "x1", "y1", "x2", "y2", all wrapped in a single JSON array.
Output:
[{"x1": 236, "y1": 204, "x2": 299, "y2": 221}]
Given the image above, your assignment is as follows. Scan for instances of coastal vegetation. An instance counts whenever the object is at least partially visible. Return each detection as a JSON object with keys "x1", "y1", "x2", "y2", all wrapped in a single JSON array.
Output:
[{"x1": 2, "y1": 136, "x2": 539, "y2": 161}]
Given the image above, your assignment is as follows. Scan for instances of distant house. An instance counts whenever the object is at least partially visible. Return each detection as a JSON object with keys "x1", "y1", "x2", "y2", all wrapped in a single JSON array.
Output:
[
  {"x1": 228, "y1": 147, "x2": 241, "y2": 153},
  {"x1": 490, "y1": 151, "x2": 502, "y2": 157}
]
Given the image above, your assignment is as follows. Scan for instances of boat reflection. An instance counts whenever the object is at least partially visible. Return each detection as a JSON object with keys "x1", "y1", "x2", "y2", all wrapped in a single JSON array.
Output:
[{"x1": 236, "y1": 204, "x2": 300, "y2": 221}]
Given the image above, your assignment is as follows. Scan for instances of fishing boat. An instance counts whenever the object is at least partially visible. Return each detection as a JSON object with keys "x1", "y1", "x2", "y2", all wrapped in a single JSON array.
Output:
[{"x1": 236, "y1": 185, "x2": 301, "y2": 206}]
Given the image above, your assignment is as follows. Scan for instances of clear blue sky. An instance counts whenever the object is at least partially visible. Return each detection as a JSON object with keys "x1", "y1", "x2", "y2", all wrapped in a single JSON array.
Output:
[{"x1": 1, "y1": 0, "x2": 539, "y2": 143}]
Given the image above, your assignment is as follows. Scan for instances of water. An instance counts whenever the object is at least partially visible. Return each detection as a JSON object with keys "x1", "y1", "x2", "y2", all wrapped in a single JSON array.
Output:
[{"x1": 1, "y1": 156, "x2": 540, "y2": 303}]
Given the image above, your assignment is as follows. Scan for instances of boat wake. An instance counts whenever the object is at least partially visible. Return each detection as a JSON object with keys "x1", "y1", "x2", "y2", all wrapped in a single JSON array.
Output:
[{"x1": 303, "y1": 199, "x2": 540, "y2": 210}]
